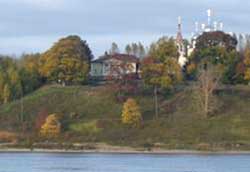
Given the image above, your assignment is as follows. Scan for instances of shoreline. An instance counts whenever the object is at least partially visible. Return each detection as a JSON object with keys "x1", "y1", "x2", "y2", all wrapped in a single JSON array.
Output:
[{"x1": 1, "y1": 148, "x2": 250, "y2": 155}]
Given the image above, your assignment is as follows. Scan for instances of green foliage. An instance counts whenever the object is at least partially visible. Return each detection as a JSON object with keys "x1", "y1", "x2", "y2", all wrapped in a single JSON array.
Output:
[
  {"x1": 0, "y1": 57, "x2": 22, "y2": 104},
  {"x1": 39, "y1": 35, "x2": 93, "y2": 84},
  {"x1": 69, "y1": 120, "x2": 101, "y2": 135},
  {"x1": 19, "y1": 53, "x2": 44, "y2": 94},
  {"x1": 149, "y1": 37, "x2": 178, "y2": 62},
  {"x1": 243, "y1": 45, "x2": 250, "y2": 82},
  {"x1": 125, "y1": 42, "x2": 146, "y2": 58},
  {"x1": 189, "y1": 32, "x2": 240, "y2": 83},
  {"x1": 109, "y1": 42, "x2": 120, "y2": 55},
  {"x1": 142, "y1": 37, "x2": 182, "y2": 88}
]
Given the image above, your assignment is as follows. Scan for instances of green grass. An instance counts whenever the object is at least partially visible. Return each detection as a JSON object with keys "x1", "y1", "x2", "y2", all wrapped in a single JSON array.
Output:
[{"x1": 1, "y1": 84, "x2": 250, "y2": 150}]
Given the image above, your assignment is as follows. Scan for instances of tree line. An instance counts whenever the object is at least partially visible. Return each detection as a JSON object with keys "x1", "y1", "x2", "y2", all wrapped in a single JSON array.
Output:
[{"x1": 2, "y1": 31, "x2": 250, "y2": 119}]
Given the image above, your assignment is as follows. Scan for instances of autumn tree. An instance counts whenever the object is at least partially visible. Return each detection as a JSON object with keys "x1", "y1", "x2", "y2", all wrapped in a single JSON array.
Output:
[
  {"x1": 39, "y1": 36, "x2": 93, "y2": 85},
  {"x1": 243, "y1": 45, "x2": 250, "y2": 83},
  {"x1": 19, "y1": 53, "x2": 43, "y2": 94},
  {"x1": 142, "y1": 37, "x2": 182, "y2": 119},
  {"x1": 40, "y1": 114, "x2": 61, "y2": 138},
  {"x1": 193, "y1": 63, "x2": 222, "y2": 118},
  {"x1": 0, "y1": 57, "x2": 23, "y2": 104},
  {"x1": 122, "y1": 98, "x2": 142, "y2": 128},
  {"x1": 3, "y1": 84, "x2": 11, "y2": 104},
  {"x1": 35, "y1": 109, "x2": 49, "y2": 131}
]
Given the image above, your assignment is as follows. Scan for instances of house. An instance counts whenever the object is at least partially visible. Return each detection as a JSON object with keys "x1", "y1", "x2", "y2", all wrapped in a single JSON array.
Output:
[{"x1": 90, "y1": 53, "x2": 139, "y2": 78}]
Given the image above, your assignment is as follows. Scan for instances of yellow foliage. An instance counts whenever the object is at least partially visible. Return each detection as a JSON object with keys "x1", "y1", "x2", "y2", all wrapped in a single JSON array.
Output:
[
  {"x1": 244, "y1": 46, "x2": 250, "y2": 82},
  {"x1": 244, "y1": 68, "x2": 250, "y2": 81},
  {"x1": 40, "y1": 114, "x2": 61, "y2": 138},
  {"x1": 122, "y1": 98, "x2": 142, "y2": 127}
]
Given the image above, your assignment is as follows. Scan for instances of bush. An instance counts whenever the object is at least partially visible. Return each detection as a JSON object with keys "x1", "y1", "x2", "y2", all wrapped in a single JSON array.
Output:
[
  {"x1": 69, "y1": 120, "x2": 101, "y2": 135},
  {"x1": 122, "y1": 98, "x2": 142, "y2": 128},
  {"x1": 40, "y1": 114, "x2": 61, "y2": 138}
]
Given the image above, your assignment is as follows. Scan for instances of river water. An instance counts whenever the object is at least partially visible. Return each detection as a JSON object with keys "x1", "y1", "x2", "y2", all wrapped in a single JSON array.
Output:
[{"x1": 0, "y1": 153, "x2": 249, "y2": 172}]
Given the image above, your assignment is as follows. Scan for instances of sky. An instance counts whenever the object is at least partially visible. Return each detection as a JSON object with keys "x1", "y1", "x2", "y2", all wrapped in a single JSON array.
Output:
[{"x1": 0, "y1": 0, "x2": 249, "y2": 57}]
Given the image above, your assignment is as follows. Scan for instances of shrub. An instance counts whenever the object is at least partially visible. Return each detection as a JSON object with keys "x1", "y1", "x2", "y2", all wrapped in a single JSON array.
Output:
[
  {"x1": 69, "y1": 120, "x2": 101, "y2": 135},
  {"x1": 122, "y1": 98, "x2": 142, "y2": 128},
  {"x1": 40, "y1": 114, "x2": 61, "y2": 138}
]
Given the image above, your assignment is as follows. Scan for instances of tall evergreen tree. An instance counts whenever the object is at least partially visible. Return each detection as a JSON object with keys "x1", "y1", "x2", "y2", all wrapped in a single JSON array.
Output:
[
  {"x1": 109, "y1": 42, "x2": 120, "y2": 55},
  {"x1": 125, "y1": 44, "x2": 132, "y2": 55}
]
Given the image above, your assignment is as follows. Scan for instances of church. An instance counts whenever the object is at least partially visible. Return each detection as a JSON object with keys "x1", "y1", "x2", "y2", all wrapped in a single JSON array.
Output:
[{"x1": 176, "y1": 9, "x2": 225, "y2": 67}]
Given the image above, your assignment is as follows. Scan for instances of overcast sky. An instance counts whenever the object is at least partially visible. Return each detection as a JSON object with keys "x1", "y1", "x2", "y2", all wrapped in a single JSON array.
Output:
[{"x1": 0, "y1": 0, "x2": 249, "y2": 57}]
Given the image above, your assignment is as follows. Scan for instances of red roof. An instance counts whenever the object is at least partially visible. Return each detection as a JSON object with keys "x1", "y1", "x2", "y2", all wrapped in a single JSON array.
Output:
[{"x1": 92, "y1": 53, "x2": 139, "y2": 63}]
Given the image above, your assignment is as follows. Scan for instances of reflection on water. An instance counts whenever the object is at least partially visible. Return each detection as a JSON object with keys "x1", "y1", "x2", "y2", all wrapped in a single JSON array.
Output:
[{"x1": 0, "y1": 153, "x2": 250, "y2": 172}]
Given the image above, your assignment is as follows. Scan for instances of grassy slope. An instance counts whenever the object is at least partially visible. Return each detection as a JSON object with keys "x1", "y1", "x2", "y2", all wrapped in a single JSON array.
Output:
[{"x1": 1, "y1": 84, "x2": 250, "y2": 150}]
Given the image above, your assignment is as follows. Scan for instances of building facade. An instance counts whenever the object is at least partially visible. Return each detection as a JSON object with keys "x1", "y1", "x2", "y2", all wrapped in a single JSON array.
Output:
[{"x1": 90, "y1": 53, "x2": 139, "y2": 78}]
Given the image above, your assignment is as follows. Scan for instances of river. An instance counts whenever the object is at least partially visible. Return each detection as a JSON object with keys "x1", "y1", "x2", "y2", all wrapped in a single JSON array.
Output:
[{"x1": 0, "y1": 153, "x2": 250, "y2": 172}]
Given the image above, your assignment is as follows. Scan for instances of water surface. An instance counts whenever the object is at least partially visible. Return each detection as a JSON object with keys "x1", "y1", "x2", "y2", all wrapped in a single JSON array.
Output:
[{"x1": 0, "y1": 153, "x2": 250, "y2": 172}]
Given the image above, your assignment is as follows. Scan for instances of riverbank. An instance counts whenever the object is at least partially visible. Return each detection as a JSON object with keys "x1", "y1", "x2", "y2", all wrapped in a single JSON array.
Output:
[{"x1": 1, "y1": 144, "x2": 250, "y2": 155}]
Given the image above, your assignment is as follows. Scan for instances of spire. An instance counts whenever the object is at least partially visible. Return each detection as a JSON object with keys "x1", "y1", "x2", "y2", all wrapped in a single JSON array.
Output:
[
  {"x1": 219, "y1": 22, "x2": 224, "y2": 30},
  {"x1": 213, "y1": 21, "x2": 218, "y2": 31},
  {"x1": 195, "y1": 22, "x2": 199, "y2": 33},
  {"x1": 201, "y1": 23, "x2": 206, "y2": 31},
  {"x1": 207, "y1": 9, "x2": 212, "y2": 26},
  {"x1": 176, "y1": 16, "x2": 183, "y2": 45},
  {"x1": 178, "y1": 16, "x2": 182, "y2": 32}
]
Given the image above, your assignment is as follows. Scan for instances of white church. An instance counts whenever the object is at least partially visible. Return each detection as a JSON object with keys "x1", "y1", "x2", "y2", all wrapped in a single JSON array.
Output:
[{"x1": 176, "y1": 9, "x2": 227, "y2": 67}]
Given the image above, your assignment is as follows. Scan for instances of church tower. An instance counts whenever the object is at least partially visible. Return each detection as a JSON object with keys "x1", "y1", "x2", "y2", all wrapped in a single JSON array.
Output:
[
  {"x1": 176, "y1": 16, "x2": 187, "y2": 67},
  {"x1": 176, "y1": 16, "x2": 184, "y2": 51}
]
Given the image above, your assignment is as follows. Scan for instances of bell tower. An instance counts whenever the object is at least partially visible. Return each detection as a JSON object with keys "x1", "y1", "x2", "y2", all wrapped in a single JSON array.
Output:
[{"x1": 176, "y1": 16, "x2": 187, "y2": 67}]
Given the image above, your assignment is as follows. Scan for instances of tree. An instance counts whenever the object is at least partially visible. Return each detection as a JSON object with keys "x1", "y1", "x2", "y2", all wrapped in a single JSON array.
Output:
[
  {"x1": 3, "y1": 84, "x2": 11, "y2": 104},
  {"x1": 244, "y1": 45, "x2": 250, "y2": 82},
  {"x1": 35, "y1": 109, "x2": 49, "y2": 131},
  {"x1": 106, "y1": 56, "x2": 139, "y2": 100},
  {"x1": 142, "y1": 57, "x2": 182, "y2": 119},
  {"x1": 109, "y1": 42, "x2": 120, "y2": 55},
  {"x1": 125, "y1": 44, "x2": 132, "y2": 55},
  {"x1": 40, "y1": 114, "x2": 61, "y2": 138},
  {"x1": 195, "y1": 31, "x2": 237, "y2": 52},
  {"x1": 138, "y1": 42, "x2": 146, "y2": 59},
  {"x1": 122, "y1": 98, "x2": 142, "y2": 128},
  {"x1": 149, "y1": 37, "x2": 179, "y2": 62},
  {"x1": 193, "y1": 63, "x2": 222, "y2": 118},
  {"x1": 131, "y1": 43, "x2": 139, "y2": 57},
  {"x1": 189, "y1": 31, "x2": 239, "y2": 83},
  {"x1": 19, "y1": 53, "x2": 43, "y2": 94},
  {"x1": 39, "y1": 35, "x2": 93, "y2": 85},
  {"x1": 142, "y1": 37, "x2": 182, "y2": 119}
]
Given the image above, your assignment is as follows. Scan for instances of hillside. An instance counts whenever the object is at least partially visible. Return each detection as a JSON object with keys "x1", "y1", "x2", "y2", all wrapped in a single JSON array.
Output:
[{"x1": 1, "y1": 84, "x2": 250, "y2": 150}]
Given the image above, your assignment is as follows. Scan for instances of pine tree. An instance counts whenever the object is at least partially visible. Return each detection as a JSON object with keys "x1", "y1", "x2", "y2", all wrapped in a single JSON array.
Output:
[
  {"x1": 109, "y1": 42, "x2": 120, "y2": 55},
  {"x1": 125, "y1": 44, "x2": 132, "y2": 55},
  {"x1": 138, "y1": 42, "x2": 146, "y2": 59}
]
